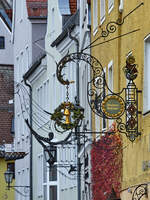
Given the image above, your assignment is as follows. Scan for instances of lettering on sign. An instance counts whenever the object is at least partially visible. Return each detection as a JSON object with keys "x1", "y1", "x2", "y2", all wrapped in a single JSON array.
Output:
[{"x1": 102, "y1": 95, "x2": 125, "y2": 118}]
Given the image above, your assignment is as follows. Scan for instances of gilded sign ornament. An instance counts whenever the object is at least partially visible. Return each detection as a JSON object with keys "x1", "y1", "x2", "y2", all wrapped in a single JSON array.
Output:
[{"x1": 102, "y1": 95, "x2": 125, "y2": 118}]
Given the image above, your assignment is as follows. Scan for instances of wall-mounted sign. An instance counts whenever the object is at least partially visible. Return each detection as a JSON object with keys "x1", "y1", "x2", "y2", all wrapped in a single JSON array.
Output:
[{"x1": 102, "y1": 95, "x2": 125, "y2": 118}]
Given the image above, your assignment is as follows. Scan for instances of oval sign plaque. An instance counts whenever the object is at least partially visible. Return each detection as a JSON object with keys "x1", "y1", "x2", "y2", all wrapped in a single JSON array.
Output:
[{"x1": 102, "y1": 95, "x2": 125, "y2": 118}]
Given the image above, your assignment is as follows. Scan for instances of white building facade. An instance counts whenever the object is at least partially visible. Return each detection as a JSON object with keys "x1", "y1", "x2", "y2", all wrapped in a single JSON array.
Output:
[{"x1": 12, "y1": 0, "x2": 47, "y2": 199}]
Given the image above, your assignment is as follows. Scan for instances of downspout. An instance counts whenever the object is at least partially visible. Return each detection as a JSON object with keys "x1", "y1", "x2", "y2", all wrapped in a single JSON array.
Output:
[
  {"x1": 68, "y1": 29, "x2": 79, "y2": 101},
  {"x1": 68, "y1": 29, "x2": 81, "y2": 200},
  {"x1": 23, "y1": 76, "x2": 33, "y2": 200}
]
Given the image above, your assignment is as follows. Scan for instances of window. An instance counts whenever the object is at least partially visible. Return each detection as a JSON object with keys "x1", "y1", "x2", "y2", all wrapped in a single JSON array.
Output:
[
  {"x1": 25, "y1": 46, "x2": 29, "y2": 71},
  {"x1": 49, "y1": 186, "x2": 57, "y2": 200},
  {"x1": 102, "y1": 68, "x2": 107, "y2": 130},
  {"x1": 0, "y1": 37, "x2": 5, "y2": 49},
  {"x1": 52, "y1": 74, "x2": 56, "y2": 108},
  {"x1": 108, "y1": 0, "x2": 114, "y2": 13},
  {"x1": 108, "y1": 61, "x2": 113, "y2": 93},
  {"x1": 100, "y1": 0, "x2": 105, "y2": 24},
  {"x1": 93, "y1": 0, "x2": 98, "y2": 33},
  {"x1": 37, "y1": 154, "x2": 43, "y2": 197},
  {"x1": 7, "y1": 163, "x2": 15, "y2": 179},
  {"x1": 16, "y1": 56, "x2": 19, "y2": 82},
  {"x1": 144, "y1": 35, "x2": 150, "y2": 112},
  {"x1": 108, "y1": 61, "x2": 113, "y2": 127},
  {"x1": 49, "y1": 146, "x2": 57, "y2": 181}
]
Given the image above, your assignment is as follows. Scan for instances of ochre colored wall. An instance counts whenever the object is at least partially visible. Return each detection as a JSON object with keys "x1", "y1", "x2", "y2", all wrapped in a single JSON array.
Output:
[
  {"x1": 0, "y1": 159, "x2": 15, "y2": 200},
  {"x1": 91, "y1": 0, "x2": 150, "y2": 199}
]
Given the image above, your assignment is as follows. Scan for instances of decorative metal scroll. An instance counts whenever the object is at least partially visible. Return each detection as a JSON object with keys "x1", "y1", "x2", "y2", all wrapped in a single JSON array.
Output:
[
  {"x1": 14, "y1": 82, "x2": 73, "y2": 145},
  {"x1": 81, "y1": 2, "x2": 144, "y2": 52},
  {"x1": 100, "y1": 2, "x2": 144, "y2": 38},
  {"x1": 56, "y1": 52, "x2": 104, "y2": 85},
  {"x1": 132, "y1": 184, "x2": 148, "y2": 200},
  {"x1": 56, "y1": 53, "x2": 141, "y2": 142}
]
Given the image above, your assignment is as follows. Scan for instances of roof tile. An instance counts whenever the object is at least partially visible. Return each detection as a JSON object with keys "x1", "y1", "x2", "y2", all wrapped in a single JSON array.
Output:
[
  {"x1": 69, "y1": 0, "x2": 77, "y2": 14},
  {"x1": 26, "y1": 0, "x2": 47, "y2": 18}
]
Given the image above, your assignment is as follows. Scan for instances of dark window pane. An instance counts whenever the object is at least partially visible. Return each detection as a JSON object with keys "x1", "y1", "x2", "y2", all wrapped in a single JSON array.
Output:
[
  {"x1": 0, "y1": 37, "x2": 5, "y2": 49},
  {"x1": 49, "y1": 165, "x2": 57, "y2": 181},
  {"x1": 7, "y1": 162, "x2": 15, "y2": 179},
  {"x1": 49, "y1": 186, "x2": 57, "y2": 200}
]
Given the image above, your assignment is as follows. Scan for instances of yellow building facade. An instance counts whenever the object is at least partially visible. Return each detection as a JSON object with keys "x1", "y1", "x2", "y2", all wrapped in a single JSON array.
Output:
[
  {"x1": 91, "y1": 0, "x2": 150, "y2": 199},
  {"x1": 0, "y1": 158, "x2": 15, "y2": 200}
]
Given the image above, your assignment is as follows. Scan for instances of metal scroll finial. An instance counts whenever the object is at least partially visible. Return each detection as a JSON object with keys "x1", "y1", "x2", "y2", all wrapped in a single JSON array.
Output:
[{"x1": 123, "y1": 55, "x2": 138, "y2": 81}]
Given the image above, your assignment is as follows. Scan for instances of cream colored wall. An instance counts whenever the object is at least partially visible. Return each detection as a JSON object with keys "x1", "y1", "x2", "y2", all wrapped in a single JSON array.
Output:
[
  {"x1": 0, "y1": 159, "x2": 15, "y2": 200},
  {"x1": 91, "y1": 0, "x2": 150, "y2": 199}
]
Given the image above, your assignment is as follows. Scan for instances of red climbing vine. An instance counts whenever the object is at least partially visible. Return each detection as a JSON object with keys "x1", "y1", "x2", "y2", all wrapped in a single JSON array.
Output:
[{"x1": 91, "y1": 123, "x2": 122, "y2": 200}]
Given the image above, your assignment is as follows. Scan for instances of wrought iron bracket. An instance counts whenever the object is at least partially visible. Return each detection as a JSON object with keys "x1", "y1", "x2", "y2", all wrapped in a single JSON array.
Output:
[
  {"x1": 132, "y1": 184, "x2": 148, "y2": 200},
  {"x1": 56, "y1": 53, "x2": 141, "y2": 142}
]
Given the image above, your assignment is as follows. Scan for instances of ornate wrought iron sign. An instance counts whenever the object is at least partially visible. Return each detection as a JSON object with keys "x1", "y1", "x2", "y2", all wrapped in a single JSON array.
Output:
[
  {"x1": 102, "y1": 95, "x2": 125, "y2": 118},
  {"x1": 51, "y1": 101, "x2": 84, "y2": 132},
  {"x1": 56, "y1": 52, "x2": 141, "y2": 142}
]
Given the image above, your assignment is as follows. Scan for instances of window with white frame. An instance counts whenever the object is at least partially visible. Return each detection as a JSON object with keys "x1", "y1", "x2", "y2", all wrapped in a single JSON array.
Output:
[
  {"x1": 144, "y1": 35, "x2": 150, "y2": 113},
  {"x1": 37, "y1": 154, "x2": 43, "y2": 198},
  {"x1": 100, "y1": 0, "x2": 105, "y2": 24},
  {"x1": 52, "y1": 74, "x2": 56, "y2": 108},
  {"x1": 108, "y1": 61, "x2": 114, "y2": 127},
  {"x1": 93, "y1": 0, "x2": 98, "y2": 33},
  {"x1": 108, "y1": 0, "x2": 114, "y2": 13},
  {"x1": 95, "y1": 114, "x2": 100, "y2": 140},
  {"x1": 16, "y1": 56, "x2": 19, "y2": 82},
  {"x1": 19, "y1": 52, "x2": 23, "y2": 81},
  {"x1": 43, "y1": 147, "x2": 58, "y2": 200},
  {"x1": 102, "y1": 67, "x2": 107, "y2": 130},
  {"x1": 108, "y1": 60, "x2": 113, "y2": 93},
  {"x1": 0, "y1": 36, "x2": 5, "y2": 49},
  {"x1": 43, "y1": 80, "x2": 50, "y2": 111},
  {"x1": 25, "y1": 46, "x2": 29, "y2": 71}
]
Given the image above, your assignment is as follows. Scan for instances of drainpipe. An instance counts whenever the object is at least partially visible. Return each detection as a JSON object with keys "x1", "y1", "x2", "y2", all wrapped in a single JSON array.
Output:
[
  {"x1": 68, "y1": 29, "x2": 79, "y2": 101},
  {"x1": 68, "y1": 29, "x2": 81, "y2": 200},
  {"x1": 23, "y1": 76, "x2": 33, "y2": 200}
]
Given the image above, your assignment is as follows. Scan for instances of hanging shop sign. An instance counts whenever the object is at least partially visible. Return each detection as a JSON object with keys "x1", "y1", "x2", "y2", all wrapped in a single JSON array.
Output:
[{"x1": 55, "y1": 52, "x2": 141, "y2": 142}]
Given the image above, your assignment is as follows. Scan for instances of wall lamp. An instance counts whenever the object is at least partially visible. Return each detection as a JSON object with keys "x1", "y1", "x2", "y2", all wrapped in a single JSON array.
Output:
[{"x1": 4, "y1": 168, "x2": 30, "y2": 190}]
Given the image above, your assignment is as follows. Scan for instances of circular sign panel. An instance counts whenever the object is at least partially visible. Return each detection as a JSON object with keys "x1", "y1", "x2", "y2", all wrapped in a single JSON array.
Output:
[{"x1": 102, "y1": 95, "x2": 125, "y2": 119}]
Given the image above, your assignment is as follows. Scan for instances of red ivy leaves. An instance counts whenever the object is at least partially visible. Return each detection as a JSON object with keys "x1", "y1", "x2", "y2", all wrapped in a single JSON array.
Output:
[{"x1": 91, "y1": 126, "x2": 122, "y2": 200}]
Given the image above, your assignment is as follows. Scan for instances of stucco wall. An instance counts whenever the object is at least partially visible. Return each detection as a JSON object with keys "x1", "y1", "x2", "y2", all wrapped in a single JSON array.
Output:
[
  {"x1": 0, "y1": 17, "x2": 13, "y2": 65},
  {"x1": 91, "y1": 0, "x2": 150, "y2": 199}
]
